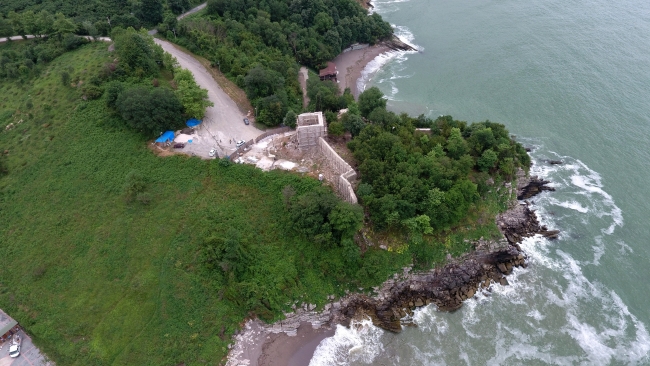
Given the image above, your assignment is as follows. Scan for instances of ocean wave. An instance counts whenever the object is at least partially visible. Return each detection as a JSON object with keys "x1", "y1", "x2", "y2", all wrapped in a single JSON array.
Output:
[
  {"x1": 357, "y1": 51, "x2": 401, "y2": 95},
  {"x1": 368, "y1": 0, "x2": 412, "y2": 15},
  {"x1": 309, "y1": 318, "x2": 385, "y2": 366}
]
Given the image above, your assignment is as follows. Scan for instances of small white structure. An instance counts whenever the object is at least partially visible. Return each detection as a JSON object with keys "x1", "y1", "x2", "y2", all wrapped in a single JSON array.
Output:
[{"x1": 296, "y1": 112, "x2": 327, "y2": 150}]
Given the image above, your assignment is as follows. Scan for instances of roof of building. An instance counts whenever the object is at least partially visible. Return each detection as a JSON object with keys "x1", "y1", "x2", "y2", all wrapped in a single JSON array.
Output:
[
  {"x1": 155, "y1": 130, "x2": 175, "y2": 143},
  {"x1": 319, "y1": 62, "x2": 337, "y2": 77},
  {"x1": 0, "y1": 309, "x2": 18, "y2": 337}
]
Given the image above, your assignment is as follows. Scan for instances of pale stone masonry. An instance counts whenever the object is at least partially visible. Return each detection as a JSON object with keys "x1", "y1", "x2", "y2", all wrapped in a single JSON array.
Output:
[
  {"x1": 297, "y1": 112, "x2": 327, "y2": 150},
  {"x1": 317, "y1": 137, "x2": 358, "y2": 204}
]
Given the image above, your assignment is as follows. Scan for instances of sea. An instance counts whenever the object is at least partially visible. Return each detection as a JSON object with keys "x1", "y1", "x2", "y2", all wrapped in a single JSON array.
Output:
[{"x1": 310, "y1": 0, "x2": 650, "y2": 364}]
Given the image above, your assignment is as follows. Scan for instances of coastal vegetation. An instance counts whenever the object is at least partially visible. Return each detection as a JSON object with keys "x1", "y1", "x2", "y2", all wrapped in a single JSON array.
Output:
[
  {"x1": 168, "y1": 0, "x2": 393, "y2": 126},
  {"x1": 0, "y1": 39, "x2": 410, "y2": 365},
  {"x1": 0, "y1": 1, "x2": 532, "y2": 364},
  {"x1": 0, "y1": 0, "x2": 203, "y2": 33}
]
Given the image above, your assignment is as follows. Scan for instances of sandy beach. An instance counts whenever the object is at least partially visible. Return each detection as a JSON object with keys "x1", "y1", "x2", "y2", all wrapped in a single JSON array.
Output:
[
  {"x1": 333, "y1": 44, "x2": 393, "y2": 98},
  {"x1": 258, "y1": 323, "x2": 335, "y2": 366},
  {"x1": 226, "y1": 320, "x2": 335, "y2": 366}
]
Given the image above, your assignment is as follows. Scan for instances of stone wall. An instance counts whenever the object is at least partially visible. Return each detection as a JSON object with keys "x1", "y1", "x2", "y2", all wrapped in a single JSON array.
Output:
[{"x1": 318, "y1": 137, "x2": 358, "y2": 204}]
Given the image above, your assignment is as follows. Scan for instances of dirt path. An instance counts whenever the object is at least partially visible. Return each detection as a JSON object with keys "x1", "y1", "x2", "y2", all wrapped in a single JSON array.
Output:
[{"x1": 299, "y1": 66, "x2": 309, "y2": 109}]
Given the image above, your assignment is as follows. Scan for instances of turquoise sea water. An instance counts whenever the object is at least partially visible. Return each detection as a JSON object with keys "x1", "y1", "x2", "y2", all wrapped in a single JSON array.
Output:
[{"x1": 311, "y1": 0, "x2": 650, "y2": 364}]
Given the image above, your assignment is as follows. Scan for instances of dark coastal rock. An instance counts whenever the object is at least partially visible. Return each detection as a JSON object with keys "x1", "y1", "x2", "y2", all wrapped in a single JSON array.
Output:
[
  {"x1": 539, "y1": 229, "x2": 560, "y2": 239},
  {"x1": 385, "y1": 36, "x2": 417, "y2": 52},
  {"x1": 496, "y1": 203, "x2": 541, "y2": 244},
  {"x1": 517, "y1": 175, "x2": 555, "y2": 200}
]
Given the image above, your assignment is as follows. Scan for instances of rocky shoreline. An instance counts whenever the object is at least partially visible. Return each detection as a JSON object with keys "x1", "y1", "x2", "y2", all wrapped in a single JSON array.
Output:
[{"x1": 226, "y1": 171, "x2": 556, "y2": 365}]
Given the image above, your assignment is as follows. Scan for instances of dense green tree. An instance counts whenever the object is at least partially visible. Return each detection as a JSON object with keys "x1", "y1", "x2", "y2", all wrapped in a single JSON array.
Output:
[
  {"x1": 477, "y1": 149, "x2": 498, "y2": 172},
  {"x1": 136, "y1": 0, "x2": 164, "y2": 25},
  {"x1": 244, "y1": 65, "x2": 283, "y2": 100},
  {"x1": 168, "y1": 0, "x2": 191, "y2": 14},
  {"x1": 173, "y1": 67, "x2": 214, "y2": 119},
  {"x1": 358, "y1": 86, "x2": 386, "y2": 118},
  {"x1": 105, "y1": 81, "x2": 125, "y2": 109},
  {"x1": 112, "y1": 27, "x2": 161, "y2": 76},
  {"x1": 52, "y1": 12, "x2": 76, "y2": 38},
  {"x1": 116, "y1": 86, "x2": 184, "y2": 135},
  {"x1": 34, "y1": 10, "x2": 55, "y2": 36},
  {"x1": 307, "y1": 76, "x2": 344, "y2": 112},
  {"x1": 349, "y1": 110, "x2": 528, "y2": 231},
  {"x1": 445, "y1": 127, "x2": 468, "y2": 159},
  {"x1": 341, "y1": 113, "x2": 365, "y2": 136},
  {"x1": 283, "y1": 109, "x2": 297, "y2": 128}
]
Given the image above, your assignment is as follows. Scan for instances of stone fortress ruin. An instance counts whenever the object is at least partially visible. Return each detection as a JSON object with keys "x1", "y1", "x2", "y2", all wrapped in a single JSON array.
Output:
[
  {"x1": 296, "y1": 112, "x2": 357, "y2": 203},
  {"x1": 232, "y1": 111, "x2": 358, "y2": 204},
  {"x1": 296, "y1": 112, "x2": 328, "y2": 150}
]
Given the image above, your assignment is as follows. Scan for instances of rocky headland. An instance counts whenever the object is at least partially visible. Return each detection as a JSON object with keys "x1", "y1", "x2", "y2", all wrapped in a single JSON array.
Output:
[{"x1": 226, "y1": 170, "x2": 557, "y2": 365}]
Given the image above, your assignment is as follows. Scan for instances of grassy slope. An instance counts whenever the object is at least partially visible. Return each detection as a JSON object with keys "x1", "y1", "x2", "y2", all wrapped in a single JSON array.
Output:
[{"x1": 0, "y1": 41, "x2": 412, "y2": 365}]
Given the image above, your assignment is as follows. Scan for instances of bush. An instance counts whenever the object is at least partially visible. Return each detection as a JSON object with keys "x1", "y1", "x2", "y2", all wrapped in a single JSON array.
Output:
[
  {"x1": 328, "y1": 121, "x2": 345, "y2": 136},
  {"x1": 60, "y1": 71, "x2": 70, "y2": 86},
  {"x1": 115, "y1": 85, "x2": 184, "y2": 135},
  {"x1": 283, "y1": 110, "x2": 297, "y2": 129},
  {"x1": 62, "y1": 33, "x2": 88, "y2": 51},
  {"x1": 123, "y1": 170, "x2": 146, "y2": 202},
  {"x1": 105, "y1": 81, "x2": 124, "y2": 109},
  {"x1": 82, "y1": 85, "x2": 103, "y2": 100}
]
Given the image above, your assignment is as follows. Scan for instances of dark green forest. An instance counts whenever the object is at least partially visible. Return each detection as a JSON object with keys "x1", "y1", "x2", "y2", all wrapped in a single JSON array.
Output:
[{"x1": 0, "y1": 0, "x2": 201, "y2": 32}]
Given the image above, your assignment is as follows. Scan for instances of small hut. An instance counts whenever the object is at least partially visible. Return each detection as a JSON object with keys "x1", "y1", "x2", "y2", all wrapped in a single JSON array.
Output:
[
  {"x1": 319, "y1": 62, "x2": 338, "y2": 82},
  {"x1": 0, "y1": 309, "x2": 18, "y2": 343}
]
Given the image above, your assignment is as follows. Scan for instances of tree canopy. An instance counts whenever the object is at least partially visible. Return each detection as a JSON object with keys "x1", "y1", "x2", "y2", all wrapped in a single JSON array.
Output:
[
  {"x1": 115, "y1": 86, "x2": 184, "y2": 134},
  {"x1": 170, "y1": 0, "x2": 394, "y2": 126},
  {"x1": 173, "y1": 67, "x2": 214, "y2": 119},
  {"x1": 348, "y1": 89, "x2": 530, "y2": 232}
]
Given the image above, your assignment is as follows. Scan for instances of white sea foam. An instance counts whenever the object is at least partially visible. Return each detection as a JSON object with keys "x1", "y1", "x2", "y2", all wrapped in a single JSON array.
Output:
[
  {"x1": 368, "y1": 0, "x2": 412, "y2": 15},
  {"x1": 357, "y1": 51, "x2": 401, "y2": 95},
  {"x1": 309, "y1": 318, "x2": 385, "y2": 366}
]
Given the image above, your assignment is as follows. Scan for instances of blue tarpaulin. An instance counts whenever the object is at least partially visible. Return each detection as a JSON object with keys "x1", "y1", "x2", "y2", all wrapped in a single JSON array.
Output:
[
  {"x1": 186, "y1": 118, "x2": 201, "y2": 127},
  {"x1": 155, "y1": 131, "x2": 175, "y2": 143}
]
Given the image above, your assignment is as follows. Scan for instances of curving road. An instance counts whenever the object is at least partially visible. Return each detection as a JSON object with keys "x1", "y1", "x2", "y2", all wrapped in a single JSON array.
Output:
[
  {"x1": 154, "y1": 38, "x2": 261, "y2": 157},
  {"x1": 1, "y1": 2, "x2": 262, "y2": 157}
]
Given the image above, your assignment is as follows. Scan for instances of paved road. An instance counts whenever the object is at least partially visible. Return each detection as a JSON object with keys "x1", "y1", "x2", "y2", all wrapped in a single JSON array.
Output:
[
  {"x1": 178, "y1": 2, "x2": 207, "y2": 20},
  {"x1": 149, "y1": 2, "x2": 207, "y2": 35},
  {"x1": 0, "y1": 35, "x2": 39, "y2": 42},
  {"x1": 0, "y1": 330, "x2": 52, "y2": 366}
]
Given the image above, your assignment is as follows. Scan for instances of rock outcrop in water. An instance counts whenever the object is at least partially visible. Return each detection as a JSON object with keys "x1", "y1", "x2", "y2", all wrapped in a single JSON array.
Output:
[{"x1": 517, "y1": 171, "x2": 555, "y2": 200}]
